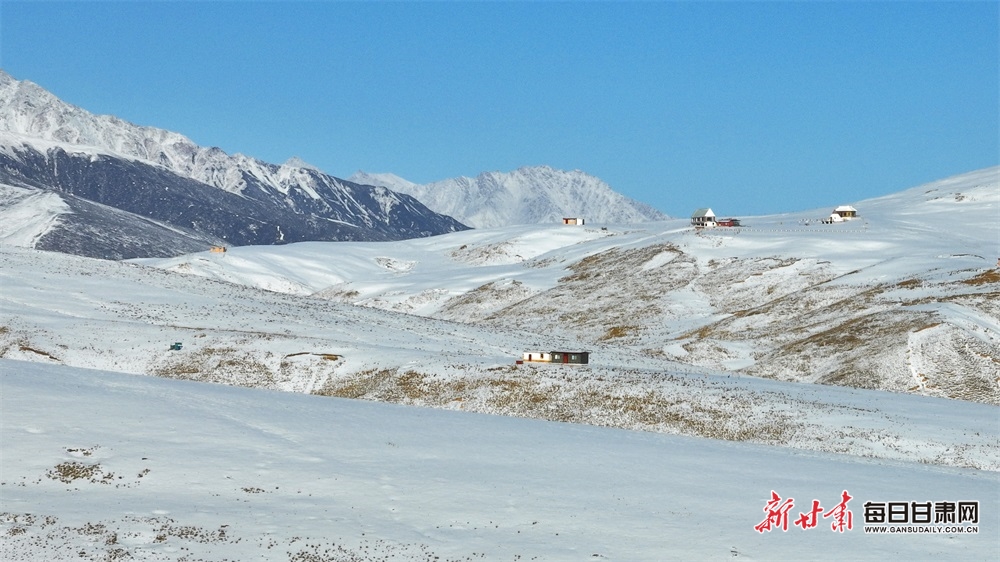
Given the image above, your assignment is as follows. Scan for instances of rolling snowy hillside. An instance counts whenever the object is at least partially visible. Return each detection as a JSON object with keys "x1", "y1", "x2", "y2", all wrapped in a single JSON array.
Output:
[
  {"x1": 140, "y1": 167, "x2": 1000, "y2": 407},
  {"x1": 9, "y1": 238, "x2": 999, "y2": 471},
  {"x1": 350, "y1": 165, "x2": 668, "y2": 228}
]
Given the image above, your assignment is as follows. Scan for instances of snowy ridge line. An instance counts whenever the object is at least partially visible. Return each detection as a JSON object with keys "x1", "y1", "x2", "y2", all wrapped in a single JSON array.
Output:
[{"x1": 0, "y1": 70, "x2": 469, "y2": 256}]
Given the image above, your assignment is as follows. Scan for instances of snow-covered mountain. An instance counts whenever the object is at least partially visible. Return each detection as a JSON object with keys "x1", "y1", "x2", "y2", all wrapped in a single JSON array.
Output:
[
  {"x1": 351, "y1": 165, "x2": 668, "y2": 228},
  {"x1": 0, "y1": 70, "x2": 467, "y2": 258}
]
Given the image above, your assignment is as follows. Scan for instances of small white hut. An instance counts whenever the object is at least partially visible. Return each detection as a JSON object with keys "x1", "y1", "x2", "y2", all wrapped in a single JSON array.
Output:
[
  {"x1": 690, "y1": 208, "x2": 716, "y2": 227},
  {"x1": 823, "y1": 205, "x2": 858, "y2": 224},
  {"x1": 833, "y1": 205, "x2": 858, "y2": 220}
]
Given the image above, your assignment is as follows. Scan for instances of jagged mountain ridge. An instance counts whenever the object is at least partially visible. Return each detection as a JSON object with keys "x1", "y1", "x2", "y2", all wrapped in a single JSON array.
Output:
[
  {"x1": 0, "y1": 70, "x2": 468, "y2": 258},
  {"x1": 350, "y1": 166, "x2": 668, "y2": 229}
]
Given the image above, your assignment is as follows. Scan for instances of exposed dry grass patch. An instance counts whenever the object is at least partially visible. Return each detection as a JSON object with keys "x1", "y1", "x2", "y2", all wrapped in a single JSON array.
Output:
[
  {"x1": 729, "y1": 308, "x2": 764, "y2": 319},
  {"x1": 314, "y1": 368, "x2": 395, "y2": 399},
  {"x1": 600, "y1": 325, "x2": 639, "y2": 341},
  {"x1": 558, "y1": 252, "x2": 610, "y2": 282},
  {"x1": 779, "y1": 309, "x2": 922, "y2": 355},
  {"x1": 559, "y1": 244, "x2": 681, "y2": 283},
  {"x1": 313, "y1": 366, "x2": 800, "y2": 445},
  {"x1": 962, "y1": 269, "x2": 1000, "y2": 286},
  {"x1": 16, "y1": 345, "x2": 60, "y2": 361},
  {"x1": 47, "y1": 461, "x2": 115, "y2": 485},
  {"x1": 675, "y1": 323, "x2": 716, "y2": 342},
  {"x1": 312, "y1": 286, "x2": 360, "y2": 301},
  {"x1": 152, "y1": 346, "x2": 276, "y2": 388},
  {"x1": 284, "y1": 352, "x2": 339, "y2": 361}
]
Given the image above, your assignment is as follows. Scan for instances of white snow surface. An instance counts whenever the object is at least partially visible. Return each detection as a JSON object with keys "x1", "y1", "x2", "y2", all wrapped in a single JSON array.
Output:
[
  {"x1": 139, "y1": 221, "x2": 619, "y2": 311},
  {"x1": 350, "y1": 166, "x2": 668, "y2": 228},
  {"x1": 0, "y1": 183, "x2": 70, "y2": 247},
  {"x1": 2, "y1": 360, "x2": 998, "y2": 560}
]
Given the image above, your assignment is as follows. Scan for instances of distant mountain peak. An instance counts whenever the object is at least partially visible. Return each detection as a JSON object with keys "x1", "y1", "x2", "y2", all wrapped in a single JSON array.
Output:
[
  {"x1": 351, "y1": 165, "x2": 667, "y2": 229},
  {"x1": 351, "y1": 171, "x2": 419, "y2": 190},
  {"x1": 283, "y1": 156, "x2": 321, "y2": 171}
]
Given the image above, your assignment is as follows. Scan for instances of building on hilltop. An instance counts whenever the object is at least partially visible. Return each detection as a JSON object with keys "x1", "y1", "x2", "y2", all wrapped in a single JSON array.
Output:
[
  {"x1": 822, "y1": 205, "x2": 859, "y2": 224},
  {"x1": 834, "y1": 205, "x2": 858, "y2": 219},
  {"x1": 520, "y1": 351, "x2": 590, "y2": 365},
  {"x1": 690, "y1": 208, "x2": 716, "y2": 228}
]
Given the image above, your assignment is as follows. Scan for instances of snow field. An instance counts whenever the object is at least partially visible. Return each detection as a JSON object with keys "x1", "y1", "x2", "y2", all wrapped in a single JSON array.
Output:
[{"x1": 2, "y1": 362, "x2": 998, "y2": 561}]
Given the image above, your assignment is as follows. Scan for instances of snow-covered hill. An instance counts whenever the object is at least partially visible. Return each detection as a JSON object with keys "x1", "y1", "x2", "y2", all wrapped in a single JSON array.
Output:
[
  {"x1": 11, "y1": 239, "x2": 998, "y2": 471},
  {"x1": 139, "y1": 166, "x2": 1000, "y2": 406},
  {"x1": 351, "y1": 165, "x2": 668, "y2": 228},
  {"x1": 0, "y1": 71, "x2": 467, "y2": 258}
]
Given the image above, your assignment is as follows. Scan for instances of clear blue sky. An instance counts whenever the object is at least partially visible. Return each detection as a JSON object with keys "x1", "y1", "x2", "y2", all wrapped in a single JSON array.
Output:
[{"x1": 2, "y1": 1, "x2": 997, "y2": 217}]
